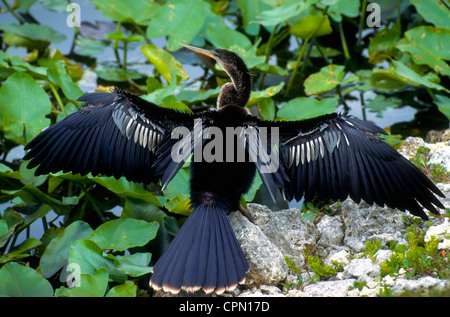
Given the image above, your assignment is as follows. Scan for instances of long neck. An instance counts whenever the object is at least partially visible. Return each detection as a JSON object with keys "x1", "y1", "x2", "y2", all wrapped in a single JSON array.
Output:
[{"x1": 217, "y1": 64, "x2": 251, "y2": 109}]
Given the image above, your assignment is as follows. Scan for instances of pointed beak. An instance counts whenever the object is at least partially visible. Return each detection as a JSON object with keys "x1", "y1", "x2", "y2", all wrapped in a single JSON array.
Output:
[{"x1": 180, "y1": 43, "x2": 216, "y2": 60}]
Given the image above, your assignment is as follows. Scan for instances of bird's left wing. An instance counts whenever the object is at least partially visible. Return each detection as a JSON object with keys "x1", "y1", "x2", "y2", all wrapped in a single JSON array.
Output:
[
  {"x1": 258, "y1": 113, "x2": 445, "y2": 219},
  {"x1": 24, "y1": 89, "x2": 198, "y2": 187}
]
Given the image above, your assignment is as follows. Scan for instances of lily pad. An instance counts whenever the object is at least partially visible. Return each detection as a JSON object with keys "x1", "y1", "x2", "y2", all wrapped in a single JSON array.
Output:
[
  {"x1": 434, "y1": 94, "x2": 450, "y2": 119},
  {"x1": 248, "y1": 82, "x2": 285, "y2": 107},
  {"x1": 253, "y1": 0, "x2": 318, "y2": 27},
  {"x1": 321, "y1": 0, "x2": 360, "y2": 22},
  {"x1": 370, "y1": 60, "x2": 449, "y2": 93},
  {"x1": 141, "y1": 44, "x2": 189, "y2": 84},
  {"x1": 106, "y1": 280, "x2": 137, "y2": 297},
  {"x1": 89, "y1": 218, "x2": 159, "y2": 251},
  {"x1": 91, "y1": 0, "x2": 158, "y2": 25},
  {"x1": 0, "y1": 72, "x2": 52, "y2": 144},
  {"x1": 40, "y1": 221, "x2": 94, "y2": 278},
  {"x1": 277, "y1": 97, "x2": 338, "y2": 121},
  {"x1": 146, "y1": 0, "x2": 208, "y2": 51},
  {"x1": 391, "y1": 59, "x2": 449, "y2": 92},
  {"x1": 0, "y1": 23, "x2": 65, "y2": 44},
  {"x1": 304, "y1": 64, "x2": 356, "y2": 95},
  {"x1": 397, "y1": 26, "x2": 450, "y2": 76},
  {"x1": 55, "y1": 268, "x2": 109, "y2": 297},
  {"x1": 68, "y1": 239, "x2": 127, "y2": 283},
  {"x1": 2, "y1": 184, "x2": 75, "y2": 215},
  {"x1": 368, "y1": 22, "x2": 401, "y2": 64},
  {"x1": 90, "y1": 175, "x2": 162, "y2": 206},
  {"x1": 0, "y1": 238, "x2": 41, "y2": 264},
  {"x1": 410, "y1": 0, "x2": 450, "y2": 29},
  {"x1": 206, "y1": 18, "x2": 253, "y2": 51},
  {"x1": 114, "y1": 253, "x2": 153, "y2": 277},
  {"x1": 290, "y1": 15, "x2": 333, "y2": 40},
  {"x1": 0, "y1": 262, "x2": 53, "y2": 297}
]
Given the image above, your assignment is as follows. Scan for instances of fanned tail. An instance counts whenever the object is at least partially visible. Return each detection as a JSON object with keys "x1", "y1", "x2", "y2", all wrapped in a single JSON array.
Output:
[{"x1": 149, "y1": 203, "x2": 249, "y2": 294}]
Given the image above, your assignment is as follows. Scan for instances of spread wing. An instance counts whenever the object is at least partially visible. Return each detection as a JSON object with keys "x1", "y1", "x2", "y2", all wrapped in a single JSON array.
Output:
[
  {"x1": 259, "y1": 113, "x2": 445, "y2": 220},
  {"x1": 24, "y1": 89, "x2": 196, "y2": 187}
]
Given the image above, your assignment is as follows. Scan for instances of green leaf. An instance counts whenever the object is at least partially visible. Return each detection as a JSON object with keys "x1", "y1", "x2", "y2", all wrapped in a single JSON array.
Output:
[
  {"x1": 106, "y1": 280, "x2": 137, "y2": 297},
  {"x1": 225, "y1": 43, "x2": 266, "y2": 69},
  {"x1": 365, "y1": 95, "x2": 402, "y2": 117},
  {"x1": 410, "y1": 0, "x2": 450, "y2": 29},
  {"x1": 75, "y1": 37, "x2": 108, "y2": 56},
  {"x1": 19, "y1": 160, "x2": 47, "y2": 186},
  {"x1": 396, "y1": 26, "x2": 450, "y2": 76},
  {"x1": 146, "y1": 0, "x2": 208, "y2": 51},
  {"x1": 248, "y1": 82, "x2": 285, "y2": 107},
  {"x1": 368, "y1": 22, "x2": 401, "y2": 64},
  {"x1": 0, "y1": 220, "x2": 8, "y2": 239},
  {"x1": 369, "y1": 61, "x2": 449, "y2": 93},
  {"x1": 391, "y1": 60, "x2": 449, "y2": 92},
  {"x1": 90, "y1": 175, "x2": 162, "y2": 206},
  {"x1": 0, "y1": 52, "x2": 48, "y2": 77},
  {"x1": 243, "y1": 173, "x2": 263, "y2": 202},
  {"x1": 0, "y1": 238, "x2": 41, "y2": 264},
  {"x1": 89, "y1": 218, "x2": 159, "y2": 251},
  {"x1": 434, "y1": 95, "x2": 450, "y2": 119},
  {"x1": 258, "y1": 98, "x2": 276, "y2": 121},
  {"x1": 105, "y1": 31, "x2": 144, "y2": 43},
  {"x1": 164, "y1": 194, "x2": 192, "y2": 216},
  {"x1": 0, "y1": 23, "x2": 65, "y2": 44},
  {"x1": 141, "y1": 44, "x2": 188, "y2": 83},
  {"x1": 0, "y1": 262, "x2": 53, "y2": 297},
  {"x1": 2, "y1": 184, "x2": 74, "y2": 215},
  {"x1": 162, "y1": 167, "x2": 190, "y2": 202},
  {"x1": 91, "y1": 0, "x2": 158, "y2": 25},
  {"x1": 16, "y1": 204, "x2": 52, "y2": 233},
  {"x1": 40, "y1": 221, "x2": 93, "y2": 278},
  {"x1": 176, "y1": 87, "x2": 220, "y2": 104},
  {"x1": 253, "y1": 0, "x2": 318, "y2": 27},
  {"x1": 236, "y1": 0, "x2": 274, "y2": 35},
  {"x1": 290, "y1": 15, "x2": 333, "y2": 40},
  {"x1": 122, "y1": 198, "x2": 167, "y2": 223},
  {"x1": 277, "y1": 97, "x2": 337, "y2": 121},
  {"x1": 96, "y1": 66, "x2": 143, "y2": 82},
  {"x1": 68, "y1": 239, "x2": 127, "y2": 283},
  {"x1": 0, "y1": 162, "x2": 23, "y2": 181},
  {"x1": 0, "y1": 208, "x2": 24, "y2": 248},
  {"x1": 310, "y1": 45, "x2": 341, "y2": 58},
  {"x1": 47, "y1": 62, "x2": 84, "y2": 101},
  {"x1": 206, "y1": 18, "x2": 253, "y2": 51},
  {"x1": 114, "y1": 252, "x2": 153, "y2": 277},
  {"x1": 0, "y1": 72, "x2": 52, "y2": 144},
  {"x1": 304, "y1": 64, "x2": 353, "y2": 95},
  {"x1": 322, "y1": 0, "x2": 360, "y2": 22}
]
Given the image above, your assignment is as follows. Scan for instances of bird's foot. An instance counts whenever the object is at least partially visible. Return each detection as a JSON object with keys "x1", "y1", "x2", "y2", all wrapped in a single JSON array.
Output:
[
  {"x1": 226, "y1": 206, "x2": 255, "y2": 223},
  {"x1": 238, "y1": 205, "x2": 255, "y2": 224}
]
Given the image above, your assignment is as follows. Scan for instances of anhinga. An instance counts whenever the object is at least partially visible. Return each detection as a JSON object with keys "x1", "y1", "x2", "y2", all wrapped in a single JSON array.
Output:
[{"x1": 24, "y1": 44, "x2": 445, "y2": 294}]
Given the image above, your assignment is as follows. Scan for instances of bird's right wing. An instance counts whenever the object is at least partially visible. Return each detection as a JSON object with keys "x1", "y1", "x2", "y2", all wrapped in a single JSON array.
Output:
[
  {"x1": 24, "y1": 89, "x2": 198, "y2": 187},
  {"x1": 259, "y1": 113, "x2": 445, "y2": 220}
]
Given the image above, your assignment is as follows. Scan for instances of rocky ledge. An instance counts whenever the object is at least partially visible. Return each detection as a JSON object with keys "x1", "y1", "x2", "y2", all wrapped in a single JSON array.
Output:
[{"x1": 227, "y1": 135, "x2": 450, "y2": 297}]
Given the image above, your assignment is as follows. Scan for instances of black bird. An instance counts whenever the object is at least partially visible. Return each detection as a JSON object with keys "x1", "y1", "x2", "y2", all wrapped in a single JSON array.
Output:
[{"x1": 23, "y1": 44, "x2": 445, "y2": 294}]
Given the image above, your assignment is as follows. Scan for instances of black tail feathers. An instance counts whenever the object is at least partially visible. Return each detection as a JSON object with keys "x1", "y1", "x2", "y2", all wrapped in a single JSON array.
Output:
[{"x1": 149, "y1": 203, "x2": 249, "y2": 294}]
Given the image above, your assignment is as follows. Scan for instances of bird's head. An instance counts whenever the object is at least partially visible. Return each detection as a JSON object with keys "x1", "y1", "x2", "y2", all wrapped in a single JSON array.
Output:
[{"x1": 181, "y1": 43, "x2": 251, "y2": 109}]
